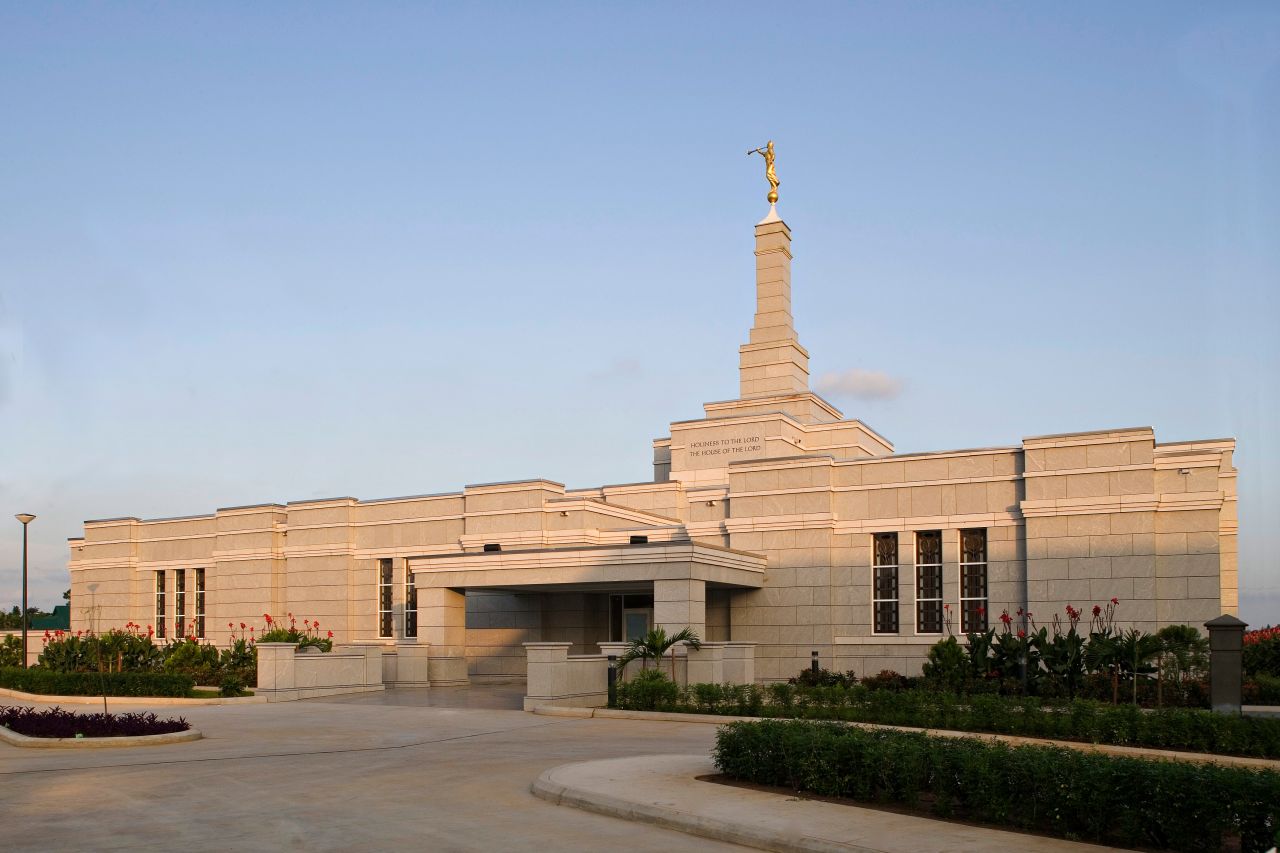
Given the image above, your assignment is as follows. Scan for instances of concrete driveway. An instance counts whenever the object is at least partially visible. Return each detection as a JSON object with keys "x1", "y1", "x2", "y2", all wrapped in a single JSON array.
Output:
[{"x1": 0, "y1": 694, "x2": 740, "y2": 852}]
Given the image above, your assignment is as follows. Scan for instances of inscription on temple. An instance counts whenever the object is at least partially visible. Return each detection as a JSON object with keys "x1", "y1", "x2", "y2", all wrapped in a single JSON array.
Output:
[{"x1": 688, "y1": 435, "x2": 763, "y2": 459}]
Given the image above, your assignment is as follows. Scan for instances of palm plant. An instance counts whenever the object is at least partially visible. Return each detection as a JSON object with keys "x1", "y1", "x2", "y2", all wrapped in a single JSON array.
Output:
[
  {"x1": 1114, "y1": 628, "x2": 1163, "y2": 705},
  {"x1": 616, "y1": 626, "x2": 702, "y2": 681}
]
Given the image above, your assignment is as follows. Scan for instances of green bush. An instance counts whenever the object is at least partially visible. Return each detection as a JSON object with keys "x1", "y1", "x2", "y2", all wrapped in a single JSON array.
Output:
[
  {"x1": 0, "y1": 635, "x2": 22, "y2": 668},
  {"x1": 922, "y1": 636, "x2": 967, "y2": 692},
  {"x1": 0, "y1": 667, "x2": 195, "y2": 697},
  {"x1": 714, "y1": 720, "x2": 1280, "y2": 853},
  {"x1": 1246, "y1": 674, "x2": 1280, "y2": 706},
  {"x1": 632, "y1": 682, "x2": 1280, "y2": 758},
  {"x1": 614, "y1": 669, "x2": 679, "y2": 711},
  {"x1": 1245, "y1": 635, "x2": 1280, "y2": 679}
]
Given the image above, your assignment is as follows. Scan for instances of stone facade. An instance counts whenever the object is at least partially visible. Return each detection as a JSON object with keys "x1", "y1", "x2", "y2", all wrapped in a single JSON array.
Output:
[{"x1": 66, "y1": 203, "x2": 1238, "y2": 681}]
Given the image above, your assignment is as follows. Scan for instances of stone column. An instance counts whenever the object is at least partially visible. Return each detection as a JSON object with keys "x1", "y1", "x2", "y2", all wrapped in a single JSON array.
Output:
[
  {"x1": 654, "y1": 579, "x2": 706, "y2": 638},
  {"x1": 1205, "y1": 614, "x2": 1247, "y2": 715},
  {"x1": 418, "y1": 587, "x2": 469, "y2": 685},
  {"x1": 739, "y1": 209, "x2": 810, "y2": 398}
]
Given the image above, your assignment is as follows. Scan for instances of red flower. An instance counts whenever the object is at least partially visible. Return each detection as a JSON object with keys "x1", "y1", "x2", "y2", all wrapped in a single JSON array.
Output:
[
  {"x1": 1092, "y1": 605, "x2": 1101, "y2": 617},
  {"x1": 327, "y1": 630, "x2": 334, "y2": 639},
  {"x1": 228, "y1": 622, "x2": 234, "y2": 629},
  {"x1": 944, "y1": 604, "x2": 951, "y2": 611},
  {"x1": 264, "y1": 613, "x2": 273, "y2": 623},
  {"x1": 977, "y1": 606, "x2": 985, "y2": 615},
  {"x1": 240, "y1": 622, "x2": 246, "y2": 629},
  {"x1": 1017, "y1": 629, "x2": 1026, "y2": 639},
  {"x1": 1110, "y1": 597, "x2": 1119, "y2": 605}
]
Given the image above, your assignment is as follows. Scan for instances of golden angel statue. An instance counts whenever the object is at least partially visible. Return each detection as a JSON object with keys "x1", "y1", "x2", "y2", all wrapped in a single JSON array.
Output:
[{"x1": 748, "y1": 140, "x2": 779, "y2": 204}]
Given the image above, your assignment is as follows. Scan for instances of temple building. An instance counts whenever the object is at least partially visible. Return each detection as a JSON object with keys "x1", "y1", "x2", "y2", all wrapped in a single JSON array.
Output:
[{"x1": 67, "y1": 197, "x2": 1239, "y2": 682}]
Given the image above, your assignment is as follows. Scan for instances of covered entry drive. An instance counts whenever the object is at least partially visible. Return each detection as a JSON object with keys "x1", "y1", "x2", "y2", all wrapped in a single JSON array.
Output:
[{"x1": 403, "y1": 541, "x2": 766, "y2": 683}]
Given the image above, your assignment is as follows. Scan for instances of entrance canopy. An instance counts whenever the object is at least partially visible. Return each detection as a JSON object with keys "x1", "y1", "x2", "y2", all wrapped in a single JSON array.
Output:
[{"x1": 405, "y1": 541, "x2": 766, "y2": 593}]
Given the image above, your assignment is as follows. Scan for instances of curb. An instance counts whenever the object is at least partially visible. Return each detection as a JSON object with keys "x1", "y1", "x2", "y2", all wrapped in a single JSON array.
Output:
[
  {"x1": 0, "y1": 724, "x2": 204, "y2": 749},
  {"x1": 0, "y1": 686, "x2": 265, "y2": 706},
  {"x1": 529, "y1": 706, "x2": 1280, "y2": 770},
  {"x1": 532, "y1": 758, "x2": 852, "y2": 853}
]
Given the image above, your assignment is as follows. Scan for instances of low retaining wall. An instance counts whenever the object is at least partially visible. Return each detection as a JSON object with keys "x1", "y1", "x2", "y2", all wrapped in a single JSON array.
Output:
[
  {"x1": 524, "y1": 641, "x2": 758, "y2": 711},
  {"x1": 256, "y1": 643, "x2": 385, "y2": 702}
]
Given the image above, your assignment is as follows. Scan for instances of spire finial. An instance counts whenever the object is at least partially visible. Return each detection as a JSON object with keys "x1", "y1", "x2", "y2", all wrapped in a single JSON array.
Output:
[{"x1": 747, "y1": 140, "x2": 779, "y2": 205}]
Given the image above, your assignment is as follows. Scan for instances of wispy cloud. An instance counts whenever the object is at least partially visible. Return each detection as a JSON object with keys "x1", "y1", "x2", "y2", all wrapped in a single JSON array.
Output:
[{"x1": 815, "y1": 368, "x2": 903, "y2": 401}]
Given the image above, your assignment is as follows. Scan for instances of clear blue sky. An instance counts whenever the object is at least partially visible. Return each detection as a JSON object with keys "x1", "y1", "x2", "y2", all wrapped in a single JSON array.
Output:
[{"x1": 2, "y1": 3, "x2": 1277, "y2": 625}]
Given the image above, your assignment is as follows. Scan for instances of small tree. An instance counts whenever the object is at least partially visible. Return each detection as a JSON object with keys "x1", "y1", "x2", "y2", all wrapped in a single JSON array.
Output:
[{"x1": 616, "y1": 626, "x2": 702, "y2": 681}]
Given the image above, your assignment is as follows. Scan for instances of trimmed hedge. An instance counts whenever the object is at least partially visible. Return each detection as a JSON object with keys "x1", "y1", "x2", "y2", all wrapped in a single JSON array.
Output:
[
  {"x1": 0, "y1": 667, "x2": 195, "y2": 697},
  {"x1": 617, "y1": 680, "x2": 1280, "y2": 758},
  {"x1": 714, "y1": 720, "x2": 1280, "y2": 853}
]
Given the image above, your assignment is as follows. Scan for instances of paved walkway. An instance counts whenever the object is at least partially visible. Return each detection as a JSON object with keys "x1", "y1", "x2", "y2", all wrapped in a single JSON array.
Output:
[
  {"x1": 1, "y1": 697, "x2": 739, "y2": 852},
  {"x1": 535, "y1": 754, "x2": 1118, "y2": 853}
]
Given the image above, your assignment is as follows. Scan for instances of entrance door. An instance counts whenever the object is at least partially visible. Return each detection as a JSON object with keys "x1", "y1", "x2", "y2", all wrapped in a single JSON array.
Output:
[{"x1": 622, "y1": 608, "x2": 651, "y2": 642}]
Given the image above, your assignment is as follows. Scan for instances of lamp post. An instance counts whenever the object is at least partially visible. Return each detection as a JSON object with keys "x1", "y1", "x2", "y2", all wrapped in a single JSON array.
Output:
[{"x1": 15, "y1": 513, "x2": 36, "y2": 669}]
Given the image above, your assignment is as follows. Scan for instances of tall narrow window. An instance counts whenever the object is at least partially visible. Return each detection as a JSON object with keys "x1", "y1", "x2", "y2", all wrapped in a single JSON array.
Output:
[
  {"x1": 378, "y1": 558, "x2": 394, "y2": 638},
  {"x1": 194, "y1": 568, "x2": 206, "y2": 639},
  {"x1": 872, "y1": 533, "x2": 899, "y2": 634},
  {"x1": 405, "y1": 570, "x2": 417, "y2": 639},
  {"x1": 915, "y1": 531, "x2": 943, "y2": 633},
  {"x1": 960, "y1": 529, "x2": 988, "y2": 633},
  {"x1": 174, "y1": 569, "x2": 186, "y2": 638},
  {"x1": 155, "y1": 571, "x2": 166, "y2": 639}
]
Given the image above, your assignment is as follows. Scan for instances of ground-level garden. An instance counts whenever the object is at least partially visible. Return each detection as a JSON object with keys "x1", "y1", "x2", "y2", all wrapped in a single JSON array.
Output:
[
  {"x1": 611, "y1": 606, "x2": 1280, "y2": 760},
  {"x1": 0, "y1": 613, "x2": 331, "y2": 699},
  {"x1": 0, "y1": 705, "x2": 190, "y2": 739},
  {"x1": 712, "y1": 719, "x2": 1280, "y2": 853}
]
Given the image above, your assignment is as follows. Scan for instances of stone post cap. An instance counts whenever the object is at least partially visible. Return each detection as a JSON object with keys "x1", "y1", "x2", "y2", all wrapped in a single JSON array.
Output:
[{"x1": 1204, "y1": 614, "x2": 1248, "y2": 630}]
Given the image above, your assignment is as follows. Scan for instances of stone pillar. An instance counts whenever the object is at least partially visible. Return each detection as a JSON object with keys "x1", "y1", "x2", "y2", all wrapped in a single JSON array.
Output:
[
  {"x1": 1205, "y1": 614, "x2": 1247, "y2": 715},
  {"x1": 254, "y1": 642, "x2": 297, "y2": 701},
  {"x1": 685, "y1": 642, "x2": 726, "y2": 685},
  {"x1": 418, "y1": 587, "x2": 469, "y2": 685},
  {"x1": 653, "y1": 579, "x2": 706, "y2": 639},
  {"x1": 391, "y1": 637, "x2": 432, "y2": 688},
  {"x1": 739, "y1": 209, "x2": 809, "y2": 399},
  {"x1": 722, "y1": 642, "x2": 757, "y2": 685}
]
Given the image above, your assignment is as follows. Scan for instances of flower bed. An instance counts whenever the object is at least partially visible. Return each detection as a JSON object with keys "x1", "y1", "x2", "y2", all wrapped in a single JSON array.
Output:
[
  {"x1": 615, "y1": 675, "x2": 1280, "y2": 758},
  {"x1": 0, "y1": 705, "x2": 190, "y2": 738},
  {"x1": 0, "y1": 667, "x2": 195, "y2": 697},
  {"x1": 713, "y1": 719, "x2": 1280, "y2": 853}
]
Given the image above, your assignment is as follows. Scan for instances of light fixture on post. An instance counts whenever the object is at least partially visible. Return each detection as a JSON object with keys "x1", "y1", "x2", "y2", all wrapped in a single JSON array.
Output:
[{"x1": 15, "y1": 513, "x2": 36, "y2": 669}]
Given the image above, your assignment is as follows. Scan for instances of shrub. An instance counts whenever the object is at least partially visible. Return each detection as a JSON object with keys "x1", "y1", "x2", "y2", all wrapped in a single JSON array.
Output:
[
  {"x1": 922, "y1": 637, "x2": 967, "y2": 692},
  {"x1": 1245, "y1": 628, "x2": 1280, "y2": 679},
  {"x1": 1245, "y1": 674, "x2": 1280, "y2": 706},
  {"x1": 0, "y1": 705, "x2": 189, "y2": 738},
  {"x1": 614, "y1": 669, "x2": 679, "y2": 711},
  {"x1": 218, "y1": 673, "x2": 246, "y2": 698},
  {"x1": 860, "y1": 669, "x2": 912, "y2": 692},
  {"x1": 630, "y1": 681, "x2": 1280, "y2": 758},
  {"x1": 0, "y1": 667, "x2": 195, "y2": 697},
  {"x1": 713, "y1": 720, "x2": 1280, "y2": 853},
  {"x1": 38, "y1": 625, "x2": 164, "y2": 673},
  {"x1": 0, "y1": 635, "x2": 22, "y2": 668}
]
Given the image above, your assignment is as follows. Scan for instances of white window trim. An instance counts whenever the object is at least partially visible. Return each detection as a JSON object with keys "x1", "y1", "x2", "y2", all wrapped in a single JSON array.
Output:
[
  {"x1": 914, "y1": 530, "x2": 944, "y2": 636},
  {"x1": 155, "y1": 570, "x2": 166, "y2": 639},
  {"x1": 404, "y1": 567, "x2": 417, "y2": 639},
  {"x1": 175, "y1": 568, "x2": 187, "y2": 638},
  {"x1": 378, "y1": 559, "x2": 394, "y2": 639},
  {"x1": 194, "y1": 568, "x2": 206, "y2": 640},
  {"x1": 871, "y1": 533, "x2": 899, "y2": 636},
  {"x1": 959, "y1": 529, "x2": 988, "y2": 634}
]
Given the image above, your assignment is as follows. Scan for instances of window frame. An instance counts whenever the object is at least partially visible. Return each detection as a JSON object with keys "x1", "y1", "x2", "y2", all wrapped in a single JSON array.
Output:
[
  {"x1": 174, "y1": 569, "x2": 186, "y2": 639},
  {"x1": 378, "y1": 558, "x2": 394, "y2": 639},
  {"x1": 871, "y1": 532, "x2": 899, "y2": 635},
  {"x1": 155, "y1": 571, "x2": 166, "y2": 639},
  {"x1": 404, "y1": 568, "x2": 417, "y2": 639},
  {"x1": 194, "y1": 568, "x2": 206, "y2": 640},
  {"x1": 959, "y1": 528, "x2": 988, "y2": 633},
  {"x1": 914, "y1": 530, "x2": 944, "y2": 634}
]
